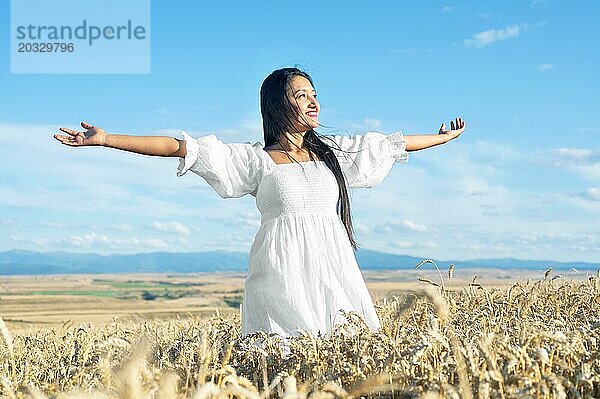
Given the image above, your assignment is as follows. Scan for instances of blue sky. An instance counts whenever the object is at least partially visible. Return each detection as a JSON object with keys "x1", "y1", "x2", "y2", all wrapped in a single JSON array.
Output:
[{"x1": 1, "y1": 0, "x2": 599, "y2": 262}]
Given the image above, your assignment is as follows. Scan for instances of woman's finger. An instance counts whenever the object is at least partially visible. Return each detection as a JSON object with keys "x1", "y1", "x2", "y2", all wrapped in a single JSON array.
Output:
[
  {"x1": 59, "y1": 127, "x2": 79, "y2": 136},
  {"x1": 81, "y1": 121, "x2": 94, "y2": 130},
  {"x1": 53, "y1": 134, "x2": 66, "y2": 143},
  {"x1": 55, "y1": 135, "x2": 75, "y2": 146}
]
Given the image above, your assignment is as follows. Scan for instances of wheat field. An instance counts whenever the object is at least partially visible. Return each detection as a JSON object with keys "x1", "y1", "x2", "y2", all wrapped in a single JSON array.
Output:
[{"x1": 0, "y1": 267, "x2": 599, "y2": 398}]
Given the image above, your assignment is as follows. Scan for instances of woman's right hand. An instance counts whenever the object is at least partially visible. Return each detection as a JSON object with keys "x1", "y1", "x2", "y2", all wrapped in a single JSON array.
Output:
[
  {"x1": 438, "y1": 117, "x2": 466, "y2": 141},
  {"x1": 53, "y1": 121, "x2": 108, "y2": 147}
]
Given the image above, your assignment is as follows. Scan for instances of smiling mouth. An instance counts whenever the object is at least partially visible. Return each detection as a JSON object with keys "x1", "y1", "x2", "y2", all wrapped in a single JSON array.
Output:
[{"x1": 305, "y1": 111, "x2": 318, "y2": 118}]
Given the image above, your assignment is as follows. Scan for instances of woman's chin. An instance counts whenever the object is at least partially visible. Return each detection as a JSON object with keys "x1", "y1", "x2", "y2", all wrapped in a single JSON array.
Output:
[{"x1": 293, "y1": 120, "x2": 319, "y2": 132}]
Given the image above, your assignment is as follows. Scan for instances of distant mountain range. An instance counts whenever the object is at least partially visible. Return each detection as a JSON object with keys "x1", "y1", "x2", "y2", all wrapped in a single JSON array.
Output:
[{"x1": 0, "y1": 249, "x2": 597, "y2": 276}]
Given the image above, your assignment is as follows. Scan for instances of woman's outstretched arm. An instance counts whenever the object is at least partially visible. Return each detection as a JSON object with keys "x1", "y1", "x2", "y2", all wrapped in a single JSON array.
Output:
[
  {"x1": 53, "y1": 121, "x2": 186, "y2": 157},
  {"x1": 404, "y1": 117, "x2": 466, "y2": 152}
]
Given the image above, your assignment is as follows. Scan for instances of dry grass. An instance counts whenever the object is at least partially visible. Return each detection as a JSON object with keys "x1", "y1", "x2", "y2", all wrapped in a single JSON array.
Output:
[{"x1": 0, "y1": 268, "x2": 599, "y2": 398}]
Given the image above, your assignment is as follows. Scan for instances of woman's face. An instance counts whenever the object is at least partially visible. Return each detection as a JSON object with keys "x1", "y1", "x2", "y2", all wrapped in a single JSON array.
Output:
[{"x1": 287, "y1": 75, "x2": 320, "y2": 132}]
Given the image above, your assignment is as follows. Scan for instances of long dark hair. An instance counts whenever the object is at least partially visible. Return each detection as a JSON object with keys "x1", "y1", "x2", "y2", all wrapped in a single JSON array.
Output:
[{"x1": 260, "y1": 67, "x2": 359, "y2": 250}]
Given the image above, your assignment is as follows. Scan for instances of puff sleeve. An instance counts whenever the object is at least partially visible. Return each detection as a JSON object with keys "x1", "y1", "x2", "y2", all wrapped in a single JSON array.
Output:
[
  {"x1": 322, "y1": 131, "x2": 409, "y2": 188},
  {"x1": 176, "y1": 131, "x2": 265, "y2": 198}
]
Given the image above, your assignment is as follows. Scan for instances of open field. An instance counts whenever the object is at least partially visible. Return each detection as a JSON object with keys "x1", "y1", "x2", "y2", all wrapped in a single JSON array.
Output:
[
  {"x1": 0, "y1": 272, "x2": 246, "y2": 332},
  {"x1": 1, "y1": 267, "x2": 598, "y2": 398},
  {"x1": 0, "y1": 267, "x2": 583, "y2": 332}
]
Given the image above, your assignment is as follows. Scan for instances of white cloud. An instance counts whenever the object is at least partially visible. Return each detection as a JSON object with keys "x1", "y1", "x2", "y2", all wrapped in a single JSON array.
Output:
[
  {"x1": 353, "y1": 221, "x2": 371, "y2": 235},
  {"x1": 537, "y1": 63, "x2": 554, "y2": 71},
  {"x1": 239, "y1": 119, "x2": 264, "y2": 139},
  {"x1": 8, "y1": 235, "x2": 56, "y2": 247},
  {"x1": 390, "y1": 240, "x2": 438, "y2": 250},
  {"x1": 154, "y1": 128, "x2": 185, "y2": 136},
  {"x1": 233, "y1": 211, "x2": 261, "y2": 228},
  {"x1": 71, "y1": 232, "x2": 112, "y2": 247},
  {"x1": 390, "y1": 48, "x2": 415, "y2": 55},
  {"x1": 463, "y1": 24, "x2": 521, "y2": 48},
  {"x1": 479, "y1": 12, "x2": 495, "y2": 19},
  {"x1": 571, "y1": 164, "x2": 600, "y2": 181},
  {"x1": 36, "y1": 221, "x2": 135, "y2": 231},
  {"x1": 375, "y1": 219, "x2": 428, "y2": 233},
  {"x1": 402, "y1": 220, "x2": 428, "y2": 232},
  {"x1": 530, "y1": 0, "x2": 548, "y2": 8},
  {"x1": 456, "y1": 178, "x2": 492, "y2": 196},
  {"x1": 0, "y1": 185, "x2": 75, "y2": 210},
  {"x1": 469, "y1": 140, "x2": 525, "y2": 164},
  {"x1": 347, "y1": 117, "x2": 387, "y2": 132},
  {"x1": 109, "y1": 223, "x2": 135, "y2": 231},
  {"x1": 167, "y1": 119, "x2": 263, "y2": 144},
  {"x1": 581, "y1": 188, "x2": 600, "y2": 202},
  {"x1": 514, "y1": 231, "x2": 600, "y2": 253},
  {"x1": 39, "y1": 221, "x2": 70, "y2": 228},
  {"x1": 150, "y1": 221, "x2": 192, "y2": 235},
  {"x1": 9, "y1": 232, "x2": 173, "y2": 252},
  {"x1": 392, "y1": 241, "x2": 413, "y2": 249},
  {"x1": 578, "y1": 127, "x2": 600, "y2": 134},
  {"x1": 548, "y1": 147, "x2": 600, "y2": 181},
  {"x1": 363, "y1": 118, "x2": 383, "y2": 129},
  {"x1": 389, "y1": 48, "x2": 433, "y2": 55},
  {"x1": 552, "y1": 148, "x2": 597, "y2": 162}
]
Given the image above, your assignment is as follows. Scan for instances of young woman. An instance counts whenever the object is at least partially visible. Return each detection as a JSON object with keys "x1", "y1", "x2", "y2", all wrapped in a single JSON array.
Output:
[{"x1": 53, "y1": 67, "x2": 466, "y2": 344}]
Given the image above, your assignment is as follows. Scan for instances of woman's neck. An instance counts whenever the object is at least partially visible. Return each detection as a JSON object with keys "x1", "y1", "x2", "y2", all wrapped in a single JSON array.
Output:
[{"x1": 279, "y1": 130, "x2": 307, "y2": 151}]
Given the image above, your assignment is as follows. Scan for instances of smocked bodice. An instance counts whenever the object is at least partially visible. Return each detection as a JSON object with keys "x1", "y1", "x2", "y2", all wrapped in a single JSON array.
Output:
[{"x1": 255, "y1": 161, "x2": 339, "y2": 223}]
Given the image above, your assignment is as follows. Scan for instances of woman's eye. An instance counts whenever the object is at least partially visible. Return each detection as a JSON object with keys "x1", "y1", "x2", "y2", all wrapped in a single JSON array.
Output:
[{"x1": 298, "y1": 94, "x2": 306, "y2": 98}]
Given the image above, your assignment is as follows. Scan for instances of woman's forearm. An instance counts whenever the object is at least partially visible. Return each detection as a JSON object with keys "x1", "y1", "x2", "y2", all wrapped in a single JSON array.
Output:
[
  {"x1": 104, "y1": 133, "x2": 186, "y2": 157},
  {"x1": 404, "y1": 134, "x2": 451, "y2": 152}
]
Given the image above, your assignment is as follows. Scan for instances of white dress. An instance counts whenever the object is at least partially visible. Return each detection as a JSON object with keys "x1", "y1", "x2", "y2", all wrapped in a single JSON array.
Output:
[{"x1": 176, "y1": 131, "x2": 409, "y2": 339}]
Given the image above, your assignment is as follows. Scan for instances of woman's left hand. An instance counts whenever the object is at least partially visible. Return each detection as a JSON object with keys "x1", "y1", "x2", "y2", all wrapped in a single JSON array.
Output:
[{"x1": 439, "y1": 117, "x2": 466, "y2": 140}]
